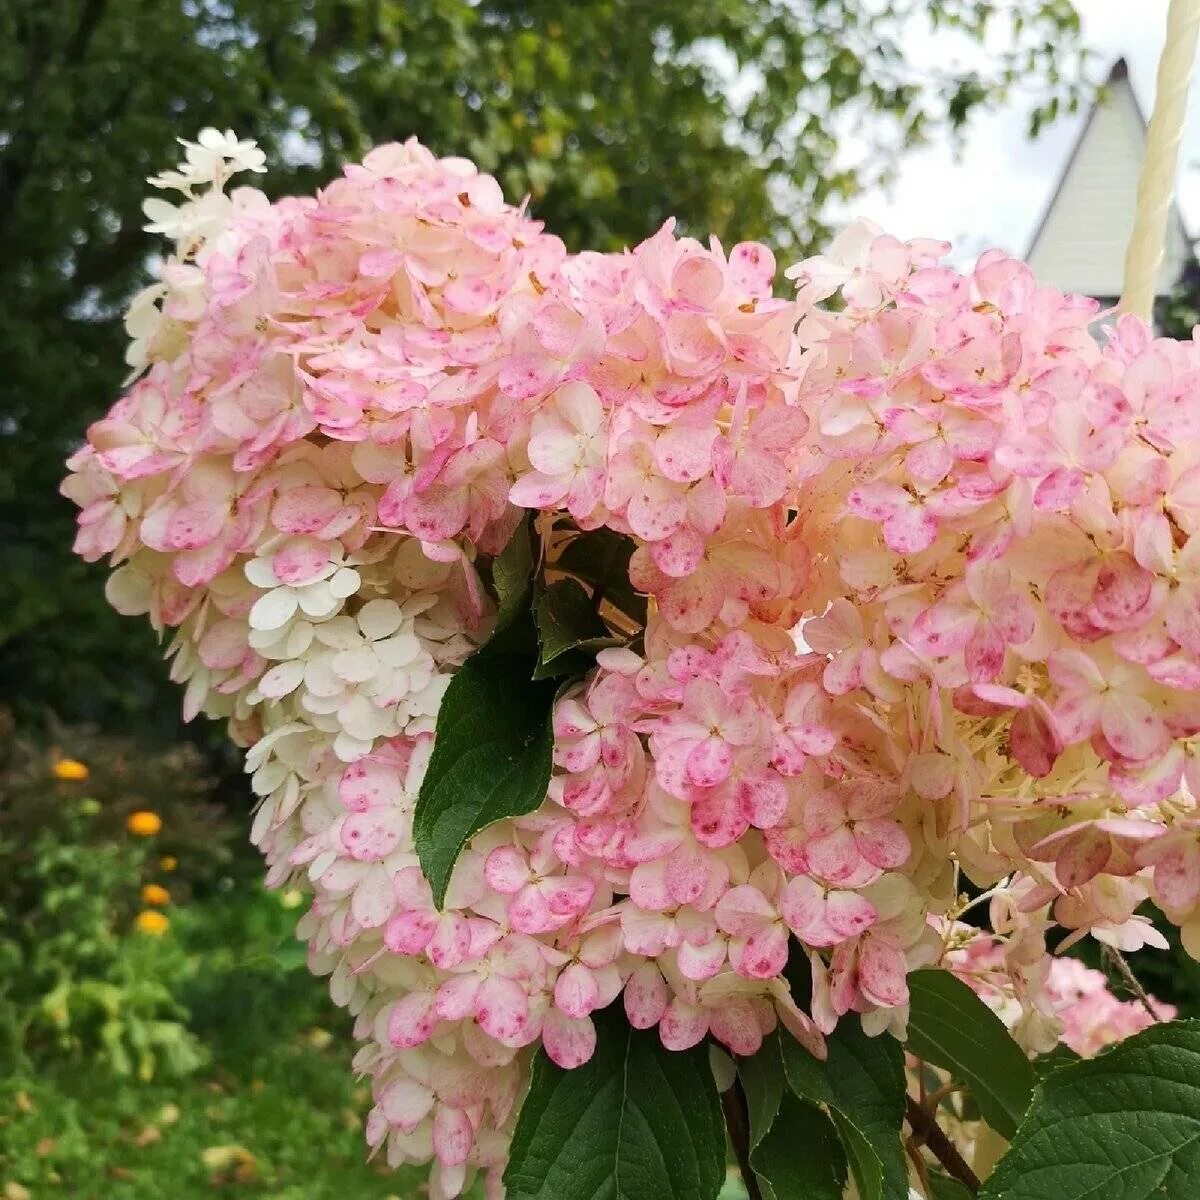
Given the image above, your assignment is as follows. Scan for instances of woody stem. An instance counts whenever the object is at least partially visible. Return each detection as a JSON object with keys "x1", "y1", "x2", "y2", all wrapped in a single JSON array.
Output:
[{"x1": 905, "y1": 1094, "x2": 981, "y2": 1195}]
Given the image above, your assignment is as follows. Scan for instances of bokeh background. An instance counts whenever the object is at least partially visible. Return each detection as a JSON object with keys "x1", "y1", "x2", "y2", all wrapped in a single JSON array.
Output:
[{"x1": 2, "y1": 2, "x2": 1197, "y2": 1197}]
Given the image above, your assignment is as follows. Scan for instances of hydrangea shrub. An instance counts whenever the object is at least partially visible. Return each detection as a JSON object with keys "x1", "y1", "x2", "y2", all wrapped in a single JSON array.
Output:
[{"x1": 63, "y1": 131, "x2": 1200, "y2": 1200}]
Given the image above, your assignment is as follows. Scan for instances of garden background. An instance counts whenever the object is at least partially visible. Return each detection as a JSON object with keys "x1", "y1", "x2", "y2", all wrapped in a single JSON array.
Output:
[{"x1": 2, "y1": 3, "x2": 1197, "y2": 1196}]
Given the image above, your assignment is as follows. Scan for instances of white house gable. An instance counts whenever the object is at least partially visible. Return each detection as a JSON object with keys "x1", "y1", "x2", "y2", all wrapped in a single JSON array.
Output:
[{"x1": 1027, "y1": 60, "x2": 1190, "y2": 301}]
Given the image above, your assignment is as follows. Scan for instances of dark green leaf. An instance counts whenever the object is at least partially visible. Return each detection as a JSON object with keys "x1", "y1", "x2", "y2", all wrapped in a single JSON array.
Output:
[
  {"x1": 779, "y1": 1023, "x2": 908, "y2": 1200},
  {"x1": 927, "y1": 1171, "x2": 974, "y2": 1200},
  {"x1": 1031, "y1": 1043, "x2": 1081, "y2": 1081},
  {"x1": 484, "y1": 518, "x2": 536, "y2": 656},
  {"x1": 739, "y1": 1034, "x2": 786, "y2": 1154},
  {"x1": 533, "y1": 577, "x2": 621, "y2": 678},
  {"x1": 981, "y1": 1019, "x2": 1200, "y2": 1200},
  {"x1": 504, "y1": 1005, "x2": 725, "y2": 1200},
  {"x1": 741, "y1": 1034, "x2": 847, "y2": 1200},
  {"x1": 556, "y1": 528, "x2": 647, "y2": 623},
  {"x1": 907, "y1": 967, "x2": 1035, "y2": 1139},
  {"x1": 750, "y1": 1092, "x2": 847, "y2": 1200},
  {"x1": 413, "y1": 652, "x2": 556, "y2": 907}
]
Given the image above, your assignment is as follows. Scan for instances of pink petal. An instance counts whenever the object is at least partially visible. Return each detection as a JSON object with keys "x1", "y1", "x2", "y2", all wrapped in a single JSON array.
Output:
[
  {"x1": 435, "y1": 975, "x2": 481, "y2": 1022},
  {"x1": 388, "y1": 991, "x2": 438, "y2": 1048},
  {"x1": 1010, "y1": 701, "x2": 1062, "y2": 777},
  {"x1": 341, "y1": 810, "x2": 404, "y2": 862},
  {"x1": 1056, "y1": 829, "x2": 1111, "y2": 890},
  {"x1": 804, "y1": 790, "x2": 848, "y2": 837},
  {"x1": 854, "y1": 819, "x2": 911, "y2": 871},
  {"x1": 715, "y1": 886, "x2": 776, "y2": 936},
  {"x1": 858, "y1": 937, "x2": 909, "y2": 1008},
  {"x1": 738, "y1": 769, "x2": 789, "y2": 828},
  {"x1": 542, "y1": 1011, "x2": 597, "y2": 1069},
  {"x1": 1154, "y1": 843, "x2": 1200, "y2": 911},
  {"x1": 685, "y1": 737, "x2": 734, "y2": 788},
  {"x1": 911, "y1": 603, "x2": 976, "y2": 657},
  {"x1": 805, "y1": 827, "x2": 862, "y2": 883},
  {"x1": 484, "y1": 846, "x2": 529, "y2": 894},
  {"x1": 432, "y1": 1105, "x2": 474, "y2": 1167},
  {"x1": 624, "y1": 964, "x2": 669, "y2": 1029},
  {"x1": 665, "y1": 845, "x2": 721, "y2": 907},
  {"x1": 708, "y1": 999, "x2": 764, "y2": 1056},
  {"x1": 352, "y1": 864, "x2": 397, "y2": 928},
  {"x1": 380, "y1": 1077, "x2": 435, "y2": 1131},
  {"x1": 474, "y1": 976, "x2": 529, "y2": 1043},
  {"x1": 540, "y1": 875, "x2": 597, "y2": 918},
  {"x1": 659, "y1": 1000, "x2": 709, "y2": 1051},
  {"x1": 825, "y1": 890, "x2": 878, "y2": 939},
  {"x1": 733, "y1": 924, "x2": 789, "y2": 979},
  {"x1": 385, "y1": 910, "x2": 437, "y2": 956},
  {"x1": 780, "y1": 876, "x2": 826, "y2": 939},
  {"x1": 1100, "y1": 696, "x2": 1170, "y2": 763},
  {"x1": 1093, "y1": 553, "x2": 1154, "y2": 627},
  {"x1": 965, "y1": 621, "x2": 1005, "y2": 683},
  {"x1": 554, "y1": 962, "x2": 600, "y2": 1019},
  {"x1": 677, "y1": 937, "x2": 728, "y2": 981}
]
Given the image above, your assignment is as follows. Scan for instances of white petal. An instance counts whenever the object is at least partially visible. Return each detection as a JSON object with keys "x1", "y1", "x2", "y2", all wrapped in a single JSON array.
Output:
[
  {"x1": 249, "y1": 588, "x2": 299, "y2": 631},
  {"x1": 334, "y1": 645, "x2": 380, "y2": 684},
  {"x1": 297, "y1": 581, "x2": 339, "y2": 618},
  {"x1": 283, "y1": 621, "x2": 315, "y2": 658},
  {"x1": 312, "y1": 616, "x2": 359, "y2": 650},
  {"x1": 329, "y1": 567, "x2": 362, "y2": 598},
  {"x1": 357, "y1": 598, "x2": 404, "y2": 641},
  {"x1": 259, "y1": 659, "x2": 305, "y2": 698},
  {"x1": 244, "y1": 557, "x2": 279, "y2": 588},
  {"x1": 335, "y1": 731, "x2": 374, "y2": 762},
  {"x1": 377, "y1": 633, "x2": 423, "y2": 668}
]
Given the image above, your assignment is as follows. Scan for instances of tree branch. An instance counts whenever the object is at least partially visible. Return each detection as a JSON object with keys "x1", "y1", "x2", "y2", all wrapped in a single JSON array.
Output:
[
  {"x1": 721, "y1": 1080, "x2": 764, "y2": 1200},
  {"x1": 904, "y1": 1094, "x2": 981, "y2": 1195},
  {"x1": 1101, "y1": 944, "x2": 1165, "y2": 1024}
]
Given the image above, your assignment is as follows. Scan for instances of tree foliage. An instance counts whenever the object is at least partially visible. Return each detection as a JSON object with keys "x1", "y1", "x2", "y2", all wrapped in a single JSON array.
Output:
[{"x1": 0, "y1": 0, "x2": 1084, "y2": 727}]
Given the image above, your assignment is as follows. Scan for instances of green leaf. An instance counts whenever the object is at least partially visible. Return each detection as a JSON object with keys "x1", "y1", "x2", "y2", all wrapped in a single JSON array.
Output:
[
  {"x1": 484, "y1": 517, "x2": 536, "y2": 656},
  {"x1": 533, "y1": 577, "x2": 621, "y2": 678},
  {"x1": 741, "y1": 1034, "x2": 846, "y2": 1200},
  {"x1": 927, "y1": 1171, "x2": 974, "y2": 1200},
  {"x1": 750, "y1": 1092, "x2": 847, "y2": 1200},
  {"x1": 906, "y1": 967, "x2": 1035, "y2": 1139},
  {"x1": 738, "y1": 1035, "x2": 786, "y2": 1154},
  {"x1": 504, "y1": 1005, "x2": 725, "y2": 1200},
  {"x1": 1031, "y1": 1043, "x2": 1081, "y2": 1081},
  {"x1": 556, "y1": 527, "x2": 647, "y2": 623},
  {"x1": 413, "y1": 651, "x2": 556, "y2": 907},
  {"x1": 981, "y1": 1019, "x2": 1200, "y2": 1200},
  {"x1": 779, "y1": 1023, "x2": 908, "y2": 1200}
]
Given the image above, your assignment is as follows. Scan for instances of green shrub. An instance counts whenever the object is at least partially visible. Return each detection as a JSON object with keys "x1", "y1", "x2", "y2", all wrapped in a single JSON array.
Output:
[{"x1": 0, "y1": 713, "x2": 241, "y2": 1078}]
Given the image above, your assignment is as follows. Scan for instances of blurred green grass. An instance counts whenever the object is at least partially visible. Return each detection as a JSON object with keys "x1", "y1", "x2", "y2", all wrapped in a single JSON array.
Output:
[{"x1": 0, "y1": 719, "x2": 430, "y2": 1199}]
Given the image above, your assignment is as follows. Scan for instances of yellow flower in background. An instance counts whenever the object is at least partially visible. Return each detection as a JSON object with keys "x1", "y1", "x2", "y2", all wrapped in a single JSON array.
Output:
[
  {"x1": 159, "y1": 855, "x2": 178, "y2": 872},
  {"x1": 141, "y1": 883, "x2": 171, "y2": 907},
  {"x1": 52, "y1": 758, "x2": 89, "y2": 781},
  {"x1": 135, "y1": 911, "x2": 170, "y2": 936},
  {"x1": 127, "y1": 810, "x2": 162, "y2": 836}
]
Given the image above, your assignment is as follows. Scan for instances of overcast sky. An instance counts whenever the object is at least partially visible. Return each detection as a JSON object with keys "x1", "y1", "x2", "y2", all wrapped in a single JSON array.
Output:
[{"x1": 849, "y1": 0, "x2": 1200, "y2": 263}]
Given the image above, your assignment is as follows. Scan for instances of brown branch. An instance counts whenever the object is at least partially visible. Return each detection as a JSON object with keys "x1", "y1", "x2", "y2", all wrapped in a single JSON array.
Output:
[
  {"x1": 1101, "y1": 944, "x2": 1164, "y2": 1023},
  {"x1": 721, "y1": 1081, "x2": 764, "y2": 1200},
  {"x1": 904, "y1": 1095, "x2": 981, "y2": 1195}
]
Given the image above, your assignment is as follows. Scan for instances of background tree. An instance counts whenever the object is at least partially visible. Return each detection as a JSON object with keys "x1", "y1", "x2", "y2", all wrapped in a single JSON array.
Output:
[{"x1": 0, "y1": 0, "x2": 1085, "y2": 732}]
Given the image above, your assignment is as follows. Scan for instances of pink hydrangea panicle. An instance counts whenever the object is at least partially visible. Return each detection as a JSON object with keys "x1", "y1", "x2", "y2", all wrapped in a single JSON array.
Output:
[{"x1": 64, "y1": 133, "x2": 1200, "y2": 1193}]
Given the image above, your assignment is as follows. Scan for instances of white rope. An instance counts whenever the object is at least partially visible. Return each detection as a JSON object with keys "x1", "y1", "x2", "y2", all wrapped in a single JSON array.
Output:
[{"x1": 1120, "y1": 0, "x2": 1200, "y2": 320}]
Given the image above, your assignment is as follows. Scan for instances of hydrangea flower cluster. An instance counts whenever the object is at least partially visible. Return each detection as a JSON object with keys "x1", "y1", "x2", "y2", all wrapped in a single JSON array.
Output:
[
  {"x1": 948, "y1": 928, "x2": 1175, "y2": 1059},
  {"x1": 63, "y1": 132, "x2": 1200, "y2": 1197}
]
